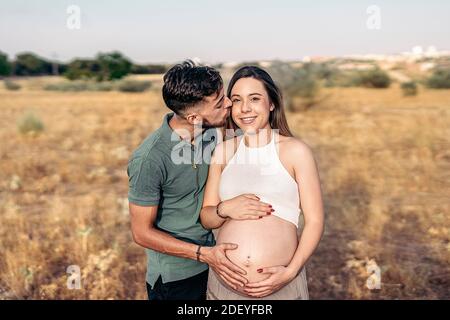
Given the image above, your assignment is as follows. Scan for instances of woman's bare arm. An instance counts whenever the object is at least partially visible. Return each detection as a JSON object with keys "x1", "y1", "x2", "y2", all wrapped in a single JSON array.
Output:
[
  {"x1": 200, "y1": 142, "x2": 228, "y2": 229},
  {"x1": 286, "y1": 139, "x2": 325, "y2": 275}
]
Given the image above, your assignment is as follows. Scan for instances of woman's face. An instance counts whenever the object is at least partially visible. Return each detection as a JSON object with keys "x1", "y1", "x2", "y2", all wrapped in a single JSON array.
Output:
[{"x1": 230, "y1": 77, "x2": 273, "y2": 134}]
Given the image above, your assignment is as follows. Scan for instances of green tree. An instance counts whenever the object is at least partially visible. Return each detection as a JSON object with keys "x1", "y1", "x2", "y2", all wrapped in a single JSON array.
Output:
[
  {"x1": 427, "y1": 68, "x2": 450, "y2": 89},
  {"x1": 0, "y1": 51, "x2": 11, "y2": 76},
  {"x1": 13, "y1": 52, "x2": 51, "y2": 75},
  {"x1": 64, "y1": 59, "x2": 100, "y2": 80},
  {"x1": 268, "y1": 61, "x2": 320, "y2": 111},
  {"x1": 357, "y1": 68, "x2": 391, "y2": 88},
  {"x1": 401, "y1": 81, "x2": 418, "y2": 96},
  {"x1": 131, "y1": 64, "x2": 168, "y2": 74},
  {"x1": 96, "y1": 51, "x2": 132, "y2": 81}
]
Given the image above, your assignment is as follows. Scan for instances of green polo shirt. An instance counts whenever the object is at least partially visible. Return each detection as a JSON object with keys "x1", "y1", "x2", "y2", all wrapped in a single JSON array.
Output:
[{"x1": 127, "y1": 112, "x2": 218, "y2": 287}]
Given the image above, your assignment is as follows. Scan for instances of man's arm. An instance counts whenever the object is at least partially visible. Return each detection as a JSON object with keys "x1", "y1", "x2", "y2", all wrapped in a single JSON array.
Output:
[
  {"x1": 127, "y1": 149, "x2": 248, "y2": 288},
  {"x1": 129, "y1": 202, "x2": 200, "y2": 260},
  {"x1": 129, "y1": 202, "x2": 249, "y2": 288}
]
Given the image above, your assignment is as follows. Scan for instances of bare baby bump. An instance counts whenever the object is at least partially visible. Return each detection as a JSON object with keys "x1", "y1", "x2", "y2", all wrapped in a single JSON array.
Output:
[{"x1": 216, "y1": 215, "x2": 298, "y2": 295}]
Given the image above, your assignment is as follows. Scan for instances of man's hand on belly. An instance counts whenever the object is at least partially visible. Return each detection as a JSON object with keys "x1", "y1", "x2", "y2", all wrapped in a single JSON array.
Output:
[
  {"x1": 243, "y1": 265, "x2": 297, "y2": 298},
  {"x1": 200, "y1": 244, "x2": 249, "y2": 289}
]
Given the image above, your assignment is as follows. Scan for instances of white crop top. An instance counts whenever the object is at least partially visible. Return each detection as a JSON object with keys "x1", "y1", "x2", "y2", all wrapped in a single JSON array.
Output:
[{"x1": 219, "y1": 130, "x2": 301, "y2": 228}]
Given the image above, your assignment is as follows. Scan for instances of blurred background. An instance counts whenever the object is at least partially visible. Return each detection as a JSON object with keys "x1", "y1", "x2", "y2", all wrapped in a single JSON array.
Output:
[{"x1": 0, "y1": 0, "x2": 449, "y2": 299}]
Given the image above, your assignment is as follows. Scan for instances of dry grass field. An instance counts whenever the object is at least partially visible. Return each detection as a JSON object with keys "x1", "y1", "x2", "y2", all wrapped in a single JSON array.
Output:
[{"x1": 0, "y1": 75, "x2": 449, "y2": 299}]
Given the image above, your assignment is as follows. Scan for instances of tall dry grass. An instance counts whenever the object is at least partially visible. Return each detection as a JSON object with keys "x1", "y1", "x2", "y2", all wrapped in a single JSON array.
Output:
[{"x1": 0, "y1": 77, "x2": 448, "y2": 299}]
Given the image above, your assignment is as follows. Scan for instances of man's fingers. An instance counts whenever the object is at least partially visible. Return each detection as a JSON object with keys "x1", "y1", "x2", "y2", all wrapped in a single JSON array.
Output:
[
  {"x1": 221, "y1": 262, "x2": 248, "y2": 282},
  {"x1": 219, "y1": 243, "x2": 238, "y2": 251},
  {"x1": 223, "y1": 258, "x2": 247, "y2": 276},
  {"x1": 221, "y1": 268, "x2": 247, "y2": 287},
  {"x1": 218, "y1": 270, "x2": 240, "y2": 286},
  {"x1": 218, "y1": 270, "x2": 243, "y2": 289},
  {"x1": 217, "y1": 272, "x2": 238, "y2": 290}
]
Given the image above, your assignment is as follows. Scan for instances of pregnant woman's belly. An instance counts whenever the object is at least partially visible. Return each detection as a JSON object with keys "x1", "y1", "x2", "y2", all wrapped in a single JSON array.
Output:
[{"x1": 216, "y1": 215, "x2": 298, "y2": 295}]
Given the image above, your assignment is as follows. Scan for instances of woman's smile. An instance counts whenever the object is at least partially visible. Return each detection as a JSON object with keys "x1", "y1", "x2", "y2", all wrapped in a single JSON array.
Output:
[{"x1": 239, "y1": 116, "x2": 258, "y2": 125}]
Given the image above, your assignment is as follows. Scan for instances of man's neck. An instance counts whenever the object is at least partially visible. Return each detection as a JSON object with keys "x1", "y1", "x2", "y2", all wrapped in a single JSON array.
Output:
[{"x1": 169, "y1": 113, "x2": 204, "y2": 144}]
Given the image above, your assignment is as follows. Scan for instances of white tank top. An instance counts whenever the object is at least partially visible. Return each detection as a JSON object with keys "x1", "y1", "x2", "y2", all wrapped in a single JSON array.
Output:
[{"x1": 219, "y1": 130, "x2": 301, "y2": 228}]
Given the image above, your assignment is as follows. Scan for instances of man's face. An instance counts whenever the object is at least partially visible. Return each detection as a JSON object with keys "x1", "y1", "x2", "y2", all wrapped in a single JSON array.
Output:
[{"x1": 193, "y1": 87, "x2": 232, "y2": 128}]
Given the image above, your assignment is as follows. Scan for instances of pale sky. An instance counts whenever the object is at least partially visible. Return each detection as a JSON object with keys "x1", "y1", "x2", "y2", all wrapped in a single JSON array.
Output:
[{"x1": 1, "y1": 0, "x2": 449, "y2": 63}]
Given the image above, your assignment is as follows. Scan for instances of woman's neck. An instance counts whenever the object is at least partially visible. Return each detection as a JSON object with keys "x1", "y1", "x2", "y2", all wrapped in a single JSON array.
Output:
[{"x1": 243, "y1": 126, "x2": 272, "y2": 148}]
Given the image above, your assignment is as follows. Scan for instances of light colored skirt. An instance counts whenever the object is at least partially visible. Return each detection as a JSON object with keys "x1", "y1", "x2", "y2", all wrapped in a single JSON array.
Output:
[{"x1": 206, "y1": 266, "x2": 309, "y2": 300}]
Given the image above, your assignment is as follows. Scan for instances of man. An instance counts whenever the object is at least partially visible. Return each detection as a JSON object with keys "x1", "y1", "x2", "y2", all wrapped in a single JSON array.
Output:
[{"x1": 127, "y1": 60, "x2": 248, "y2": 300}]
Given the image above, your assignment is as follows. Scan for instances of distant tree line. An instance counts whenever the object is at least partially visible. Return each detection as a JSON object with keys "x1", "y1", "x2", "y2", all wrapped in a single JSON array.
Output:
[{"x1": 0, "y1": 50, "x2": 168, "y2": 80}]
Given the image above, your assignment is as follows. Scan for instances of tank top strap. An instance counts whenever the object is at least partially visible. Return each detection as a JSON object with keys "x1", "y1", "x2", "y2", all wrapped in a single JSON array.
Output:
[
  {"x1": 268, "y1": 129, "x2": 277, "y2": 154},
  {"x1": 235, "y1": 132, "x2": 246, "y2": 153}
]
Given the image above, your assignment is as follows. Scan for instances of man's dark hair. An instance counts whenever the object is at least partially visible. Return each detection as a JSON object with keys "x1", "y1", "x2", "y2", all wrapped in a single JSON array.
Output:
[{"x1": 162, "y1": 60, "x2": 223, "y2": 115}]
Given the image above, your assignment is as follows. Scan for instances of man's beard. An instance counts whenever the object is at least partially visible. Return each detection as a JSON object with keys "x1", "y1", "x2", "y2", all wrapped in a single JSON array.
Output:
[{"x1": 201, "y1": 116, "x2": 228, "y2": 129}]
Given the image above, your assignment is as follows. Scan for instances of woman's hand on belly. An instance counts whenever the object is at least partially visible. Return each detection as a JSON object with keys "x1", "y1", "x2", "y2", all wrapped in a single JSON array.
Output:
[
  {"x1": 243, "y1": 265, "x2": 298, "y2": 298},
  {"x1": 216, "y1": 215, "x2": 299, "y2": 297},
  {"x1": 219, "y1": 194, "x2": 274, "y2": 220}
]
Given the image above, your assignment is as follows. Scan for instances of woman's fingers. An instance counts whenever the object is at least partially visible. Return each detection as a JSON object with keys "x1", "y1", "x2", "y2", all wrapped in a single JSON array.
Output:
[
  {"x1": 258, "y1": 204, "x2": 274, "y2": 215},
  {"x1": 244, "y1": 286, "x2": 272, "y2": 294},
  {"x1": 241, "y1": 214, "x2": 262, "y2": 220},
  {"x1": 245, "y1": 278, "x2": 272, "y2": 288},
  {"x1": 249, "y1": 199, "x2": 272, "y2": 207},
  {"x1": 244, "y1": 195, "x2": 272, "y2": 208},
  {"x1": 243, "y1": 194, "x2": 260, "y2": 201},
  {"x1": 247, "y1": 290, "x2": 272, "y2": 298},
  {"x1": 246, "y1": 204, "x2": 272, "y2": 215}
]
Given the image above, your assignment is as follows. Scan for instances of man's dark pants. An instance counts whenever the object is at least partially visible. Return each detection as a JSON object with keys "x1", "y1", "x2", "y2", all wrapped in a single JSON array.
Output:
[{"x1": 146, "y1": 269, "x2": 209, "y2": 300}]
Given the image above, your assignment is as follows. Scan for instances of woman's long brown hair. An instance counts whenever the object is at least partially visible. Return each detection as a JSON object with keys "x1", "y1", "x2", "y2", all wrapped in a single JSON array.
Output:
[{"x1": 226, "y1": 65, "x2": 294, "y2": 137}]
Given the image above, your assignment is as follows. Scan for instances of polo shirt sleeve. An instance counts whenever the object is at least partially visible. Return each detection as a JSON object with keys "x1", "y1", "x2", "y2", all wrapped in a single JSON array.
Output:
[{"x1": 127, "y1": 156, "x2": 163, "y2": 206}]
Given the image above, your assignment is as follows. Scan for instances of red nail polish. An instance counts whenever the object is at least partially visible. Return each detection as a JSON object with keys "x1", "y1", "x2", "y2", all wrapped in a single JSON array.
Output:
[
  {"x1": 271, "y1": 209, "x2": 275, "y2": 212},
  {"x1": 257, "y1": 268, "x2": 263, "y2": 273},
  {"x1": 259, "y1": 216, "x2": 262, "y2": 219}
]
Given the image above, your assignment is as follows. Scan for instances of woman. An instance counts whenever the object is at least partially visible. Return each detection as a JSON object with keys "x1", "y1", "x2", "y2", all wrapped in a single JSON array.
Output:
[{"x1": 200, "y1": 66, "x2": 324, "y2": 299}]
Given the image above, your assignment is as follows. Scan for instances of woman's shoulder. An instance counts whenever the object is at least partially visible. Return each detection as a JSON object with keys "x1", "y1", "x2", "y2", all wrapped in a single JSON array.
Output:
[{"x1": 277, "y1": 134, "x2": 315, "y2": 160}]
